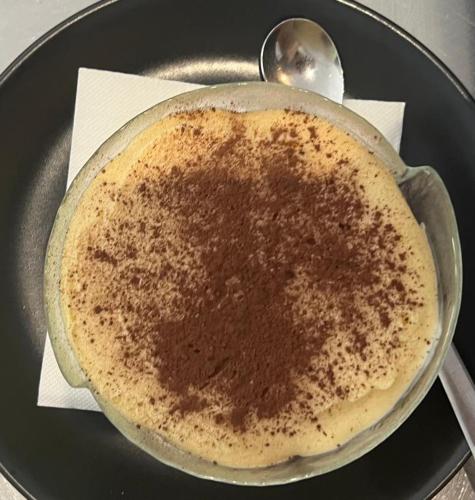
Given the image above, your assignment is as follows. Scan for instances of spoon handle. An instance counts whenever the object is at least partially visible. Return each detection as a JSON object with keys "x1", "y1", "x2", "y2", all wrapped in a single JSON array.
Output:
[{"x1": 439, "y1": 344, "x2": 475, "y2": 456}]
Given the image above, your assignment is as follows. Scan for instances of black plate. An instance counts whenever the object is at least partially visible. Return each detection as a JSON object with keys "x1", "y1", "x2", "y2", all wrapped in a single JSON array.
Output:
[{"x1": 1, "y1": 0, "x2": 475, "y2": 498}]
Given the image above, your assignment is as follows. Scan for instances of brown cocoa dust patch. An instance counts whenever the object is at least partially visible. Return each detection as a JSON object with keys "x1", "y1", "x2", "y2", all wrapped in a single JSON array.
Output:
[{"x1": 81, "y1": 111, "x2": 418, "y2": 431}]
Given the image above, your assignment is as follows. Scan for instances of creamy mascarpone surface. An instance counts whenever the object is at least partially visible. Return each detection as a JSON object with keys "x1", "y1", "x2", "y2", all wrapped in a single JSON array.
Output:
[{"x1": 61, "y1": 109, "x2": 437, "y2": 468}]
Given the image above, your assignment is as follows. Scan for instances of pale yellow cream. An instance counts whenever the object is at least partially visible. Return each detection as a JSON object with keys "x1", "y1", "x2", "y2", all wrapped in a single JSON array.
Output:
[{"x1": 60, "y1": 109, "x2": 437, "y2": 468}]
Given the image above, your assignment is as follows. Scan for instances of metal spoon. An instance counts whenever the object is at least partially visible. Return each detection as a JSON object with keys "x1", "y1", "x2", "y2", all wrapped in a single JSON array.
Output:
[
  {"x1": 261, "y1": 17, "x2": 475, "y2": 459},
  {"x1": 440, "y1": 346, "x2": 475, "y2": 458},
  {"x1": 260, "y1": 18, "x2": 344, "y2": 104}
]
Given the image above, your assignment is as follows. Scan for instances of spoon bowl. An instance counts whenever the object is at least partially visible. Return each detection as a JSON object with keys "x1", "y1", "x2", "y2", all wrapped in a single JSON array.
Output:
[{"x1": 260, "y1": 18, "x2": 344, "y2": 103}]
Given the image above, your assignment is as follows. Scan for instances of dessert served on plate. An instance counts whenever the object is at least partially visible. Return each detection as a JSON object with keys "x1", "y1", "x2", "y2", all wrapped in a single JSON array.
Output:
[{"x1": 56, "y1": 105, "x2": 437, "y2": 469}]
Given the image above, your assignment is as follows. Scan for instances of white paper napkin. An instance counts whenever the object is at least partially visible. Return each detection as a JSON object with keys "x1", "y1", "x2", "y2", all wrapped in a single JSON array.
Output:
[{"x1": 37, "y1": 68, "x2": 406, "y2": 412}]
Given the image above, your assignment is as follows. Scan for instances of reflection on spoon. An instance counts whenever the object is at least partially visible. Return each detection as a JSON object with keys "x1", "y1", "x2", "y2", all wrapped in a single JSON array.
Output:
[{"x1": 260, "y1": 18, "x2": 344, "y2": 103}]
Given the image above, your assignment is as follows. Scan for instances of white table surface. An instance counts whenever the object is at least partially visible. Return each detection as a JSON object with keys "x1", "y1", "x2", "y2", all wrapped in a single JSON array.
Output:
[{"x1": 1, "y1": 1, "x2": 474, "y2": 498}]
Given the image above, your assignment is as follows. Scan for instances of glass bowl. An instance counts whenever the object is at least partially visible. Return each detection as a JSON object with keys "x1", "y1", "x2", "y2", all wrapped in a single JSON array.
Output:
[{"x1": 44, "y1": 82, "x2": 462, "y2": 485}]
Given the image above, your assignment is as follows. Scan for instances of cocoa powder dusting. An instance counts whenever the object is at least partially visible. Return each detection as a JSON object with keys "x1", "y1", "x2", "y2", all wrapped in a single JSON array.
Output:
[{"x1": 74, "y1": 111, "x2": 423, "y2": 432}]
